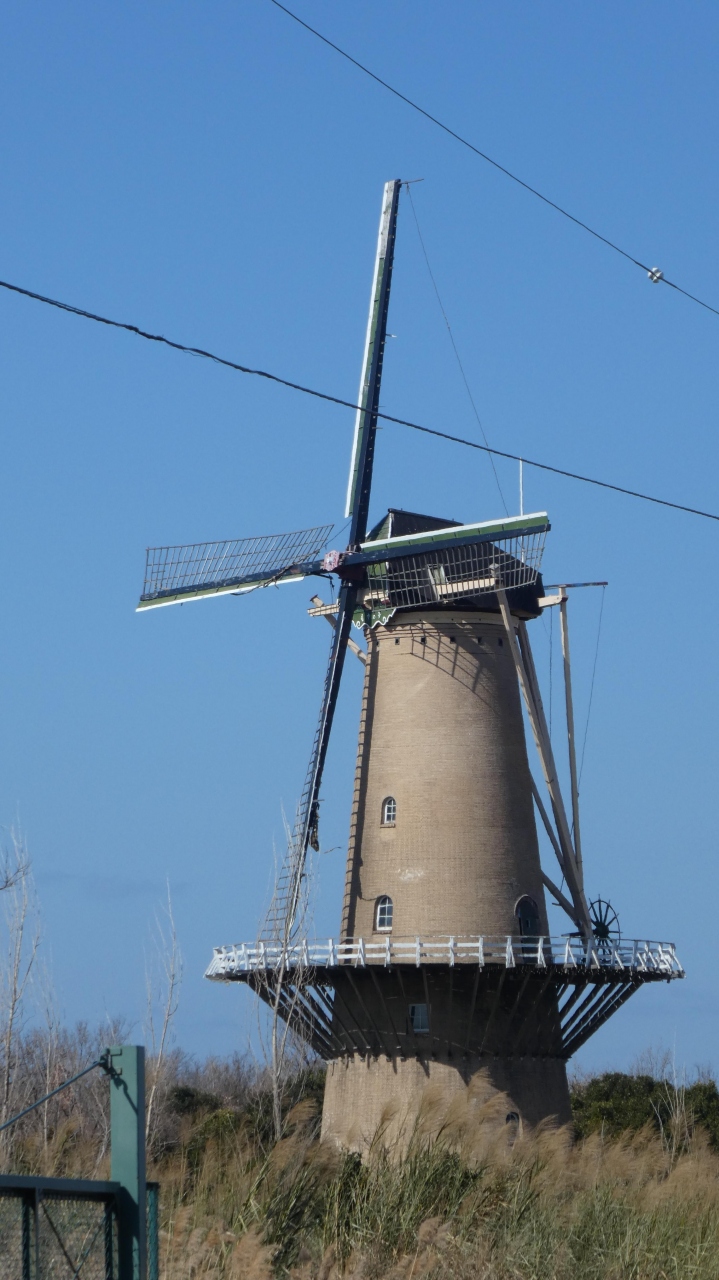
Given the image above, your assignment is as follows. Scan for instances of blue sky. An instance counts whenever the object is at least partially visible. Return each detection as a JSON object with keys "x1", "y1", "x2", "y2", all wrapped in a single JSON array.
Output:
[{"x1": 1, "y1": 0, "x2": 717, "y2": 1074}]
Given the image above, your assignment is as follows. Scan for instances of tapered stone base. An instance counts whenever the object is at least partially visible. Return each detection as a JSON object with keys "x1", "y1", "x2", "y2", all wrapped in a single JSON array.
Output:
[{"x1": 321, "y1": 1053, "x2": 571, "y2": 1153}]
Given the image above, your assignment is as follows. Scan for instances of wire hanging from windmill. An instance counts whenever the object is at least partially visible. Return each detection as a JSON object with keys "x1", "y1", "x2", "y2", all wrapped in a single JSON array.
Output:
[
  {"x1": 406, "y1": 185, "x2": 508, "y2": 514},
  {"x1": 579, "y1": 585, "x2": 606, "y2": 790}
]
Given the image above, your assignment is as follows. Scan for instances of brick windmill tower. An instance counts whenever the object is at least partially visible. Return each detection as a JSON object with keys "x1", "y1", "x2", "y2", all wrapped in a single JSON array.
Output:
[{"x1": 139, "y1": 181, "x2": 683, "y2": 1147}]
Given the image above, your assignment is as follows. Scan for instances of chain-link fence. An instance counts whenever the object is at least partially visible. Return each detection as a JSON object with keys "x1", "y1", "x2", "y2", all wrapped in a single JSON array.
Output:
[{"x1": 0, "y1": 1177, "x2": 159, "y2": 1280}]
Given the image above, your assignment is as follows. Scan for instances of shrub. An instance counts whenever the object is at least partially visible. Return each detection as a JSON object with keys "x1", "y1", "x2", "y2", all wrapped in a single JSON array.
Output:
[{"x1": 570, "y1": 1071, "x2": 719, "y2": 1149}]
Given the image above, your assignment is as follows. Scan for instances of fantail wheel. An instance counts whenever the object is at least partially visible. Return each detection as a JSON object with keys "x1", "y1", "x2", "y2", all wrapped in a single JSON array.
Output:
[{"x1": 589, "y1": 897, "x2": 620, "y2": 948}]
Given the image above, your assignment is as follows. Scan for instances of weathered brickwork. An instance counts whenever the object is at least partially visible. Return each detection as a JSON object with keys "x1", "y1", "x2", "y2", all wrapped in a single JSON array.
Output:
[
  {"x1": 324, "y1": 607, "x2": 571, "y2": 1149},
  {"x1": 322, "y1": 1054, "x2": 572, "y2": 1151},
  {"x1": 341, "y1": 610, "x2": 548, "y2": 942}
]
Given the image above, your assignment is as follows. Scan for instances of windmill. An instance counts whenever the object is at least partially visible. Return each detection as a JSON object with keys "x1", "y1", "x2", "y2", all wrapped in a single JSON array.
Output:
[{"x1": 139, "y1": 181, "x2": 683, "y2": 1147}]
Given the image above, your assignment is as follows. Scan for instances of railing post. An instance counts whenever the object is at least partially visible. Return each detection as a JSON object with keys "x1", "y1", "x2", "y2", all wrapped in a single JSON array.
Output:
[
  {"x1": 146, "y1": 1182, "x2": 160, "y2": 1280},
  {"x1": 105, "y1": 1196, "x2": 116, "y2": 1280},
  {"x1": 110, "y1": 1045, "x2": 147, "y2": 1280},
  {"x1": 21, "y1": 1189, "x2": 34, "y2": 1280}
]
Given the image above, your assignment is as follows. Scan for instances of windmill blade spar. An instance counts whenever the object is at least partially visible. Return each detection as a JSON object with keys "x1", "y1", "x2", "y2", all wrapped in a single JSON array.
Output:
[
  {"x1": 345, "y1": 179, "x2": 401, "y2": 542},
  {"x1": 262, "y1": 580, "x2": 358, "y2": 944},
  {"x1": 137, "y1": 523, "x2": 334, "y2": 610},
  {"x1": 263, "y1": 181, "x2": 402, "y2": 943}
]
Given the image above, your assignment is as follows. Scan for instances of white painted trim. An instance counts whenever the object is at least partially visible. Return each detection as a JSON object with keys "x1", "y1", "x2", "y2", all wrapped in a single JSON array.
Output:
[
  {"x1": 137, "y1": 574, "x2": 306, "y2": 610},
  {"x1": 204, "y1": 935, "x2": 684, "y2": 979}
]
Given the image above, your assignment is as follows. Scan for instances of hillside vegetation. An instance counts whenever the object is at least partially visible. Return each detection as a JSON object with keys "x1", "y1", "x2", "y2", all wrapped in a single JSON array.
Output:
[{"x1": 3, "y1": 1029, "x2": 719, "y2": 1279}]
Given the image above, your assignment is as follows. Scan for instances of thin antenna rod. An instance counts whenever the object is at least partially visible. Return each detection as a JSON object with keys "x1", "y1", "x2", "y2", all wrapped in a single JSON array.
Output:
[
  {"x1": 345, "y1": 179, "x2": 401, "y2": 544},
  {"x1": 519, "y1": 458, "x2": 524, "y2": 516}
]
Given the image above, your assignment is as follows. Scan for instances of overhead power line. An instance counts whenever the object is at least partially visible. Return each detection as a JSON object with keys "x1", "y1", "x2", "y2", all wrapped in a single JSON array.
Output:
[
  {"x1": 1, "y1": 275, "x2": 717, "y2": 524},
  {"x1": 268, "y1": 0, "x2": 719, "y2": 322}
]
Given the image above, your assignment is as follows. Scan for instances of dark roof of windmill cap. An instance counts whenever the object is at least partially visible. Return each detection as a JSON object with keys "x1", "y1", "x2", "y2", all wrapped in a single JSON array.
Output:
[{"x1": 366, "y1": 508, "x2": 461, "y2": 542}]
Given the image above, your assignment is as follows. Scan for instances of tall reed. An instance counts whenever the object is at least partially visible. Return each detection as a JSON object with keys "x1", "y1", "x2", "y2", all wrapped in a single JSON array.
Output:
[
  {"x1": 5, "y1": 1029, "x2": 719, "y2": 1278},
  {"x1": 156, "y1": 1072, "x2": 719, "y2": 1280}
]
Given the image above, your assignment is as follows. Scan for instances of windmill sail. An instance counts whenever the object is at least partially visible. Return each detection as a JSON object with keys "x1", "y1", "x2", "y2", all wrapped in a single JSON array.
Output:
[
  {"x1": 345, "y1": 180, "x2": 401, "y2": 539},
  {"x1": 358, "y1": 513, "x2": 549, "y2": 615},
  {"x1": 137, "y1": 524, "x2": 333, "y2": 610},
  {"x1": 263, "y1": 183, "x2": 401, "y2": 944},
  {"x1": 261, "y1": 579, "x2": 358, "y2": 945}
]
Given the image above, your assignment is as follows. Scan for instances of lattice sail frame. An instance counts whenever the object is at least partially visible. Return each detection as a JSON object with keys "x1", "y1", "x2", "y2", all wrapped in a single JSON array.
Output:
[
  {"x1": 138, "y1": 524, "x2": 334, "y2": 609},
  {"x1": 359, "y1": 515, "x2": 548, "y2": 621}
]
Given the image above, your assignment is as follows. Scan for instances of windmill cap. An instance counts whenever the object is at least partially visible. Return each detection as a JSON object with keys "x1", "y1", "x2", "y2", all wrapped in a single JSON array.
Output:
[{"x1": 365, "y1": 508, "x2": 461, "y2": 542}]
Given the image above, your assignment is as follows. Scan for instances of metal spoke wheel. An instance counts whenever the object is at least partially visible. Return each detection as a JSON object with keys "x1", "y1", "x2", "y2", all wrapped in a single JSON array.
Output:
[{"x1": 589, "y1": 898, "x2": 620, "y2": 949}]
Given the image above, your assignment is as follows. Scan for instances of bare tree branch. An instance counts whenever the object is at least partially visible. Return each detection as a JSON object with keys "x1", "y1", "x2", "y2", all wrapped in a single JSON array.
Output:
[
  {"x1": 0, "y1": 835, "x2": 39, "y2": 1162},
  {"x1": 257, "y1": 807, "x2": 315, "y2": 1142},
  {"x1": 145, "y1": 882, "x2": 182, "y2": 1147}
]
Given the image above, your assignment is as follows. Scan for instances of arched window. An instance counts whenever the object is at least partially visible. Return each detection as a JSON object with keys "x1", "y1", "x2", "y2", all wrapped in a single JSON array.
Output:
[
  {"x1": 505, "y1": 1111, "x2": 521, "y2": 1143},
  {"x1": 381, "y1": 796, "x2": 397, "y2": 825},
  {"x1": 376, "y1": 895, "x2": 393, "y2": 932},
  {"x1": 515, "y1": 895, "x2": 541, "y2": 938}
]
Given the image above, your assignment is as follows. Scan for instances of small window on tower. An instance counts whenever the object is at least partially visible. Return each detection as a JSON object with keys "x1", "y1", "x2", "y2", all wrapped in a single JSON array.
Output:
[
  {"x1": 515, "y1": 895, "x2": 541, "y2": 937},
  {"x1": 381, "y1": 796, "x2": 397, "y2": 826},
  {"x1": 505, "y1": 1111, "x2": 521, "y2": 1141},
  {"x1": 376, "y1": 895, "x2": 393, "y2": 932},
  {"x1": 409, "y1": 1003, "x2": 429, "y2": 1034}
]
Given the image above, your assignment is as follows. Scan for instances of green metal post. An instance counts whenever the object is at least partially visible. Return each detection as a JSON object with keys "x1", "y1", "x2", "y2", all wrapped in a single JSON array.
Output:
[{"x1": 109, "y1": 1045, "x2": 146, "y2": 1280}]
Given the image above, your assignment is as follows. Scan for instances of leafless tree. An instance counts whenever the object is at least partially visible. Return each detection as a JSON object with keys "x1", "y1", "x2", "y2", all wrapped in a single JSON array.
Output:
[
  {"x1": 0, "y1": 834, "x2": 39, "y2": 1159},
  {"x1": 258, "y1": 809, "x2": 315, "y2": 1143},
  {"x1": 34, "y1": 957, "x2": 60, "y2": 1157},
  {"x1": 145, "y1": 883, "x2": 182, "y2": 1148},
  {"x1": 0, "y1": 845, "x2": 28, "y2": 894}
]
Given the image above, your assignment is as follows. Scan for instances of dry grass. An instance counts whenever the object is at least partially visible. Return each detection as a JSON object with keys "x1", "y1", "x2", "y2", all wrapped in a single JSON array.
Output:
[
  {"x1": 4, "y1": 1036, "x2": 719, "y2": 1278},
  {"x1": 150, "y1": 1073, "x2": 719, "y2": 1280}
]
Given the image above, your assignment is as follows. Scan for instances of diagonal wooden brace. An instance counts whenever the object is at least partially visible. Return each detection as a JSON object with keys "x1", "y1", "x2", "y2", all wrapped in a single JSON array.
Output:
[
  {"x1": 559, "y1": 591, "x2": 584, "y2": 888},
  {"x1": 310, "y1": 596, "x2": 367, "y2": 664},
  {"x1": 496, "y1": 589, "x2": 592, "y2": 937},
  {"x1": 516, "y1": 615, "x2": 584, "y2": 887},
  {"x1": 541, "y1": 870, "x2": 581, "y2": 927}
]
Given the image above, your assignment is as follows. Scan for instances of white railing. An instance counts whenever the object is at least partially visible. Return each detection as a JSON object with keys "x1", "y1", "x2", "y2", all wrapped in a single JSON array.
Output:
[{"x1": 205, "y1": 935, "x2": 683, "y2": 980}]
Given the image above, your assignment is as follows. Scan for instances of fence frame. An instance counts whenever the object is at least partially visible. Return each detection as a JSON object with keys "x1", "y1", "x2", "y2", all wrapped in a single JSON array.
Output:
[{"x1": 0, "y1": 1045, "x2": 157, "y2": 1280}]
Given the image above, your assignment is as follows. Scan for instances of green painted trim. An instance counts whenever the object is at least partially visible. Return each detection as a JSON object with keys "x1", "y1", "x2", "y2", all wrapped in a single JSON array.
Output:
[
  {"x1": 110, "y1": 1046, "x2": 146, "y2": 1280},
  {"x1": 361, "y1": 512, "x2": 548, "y2": 554},
  {"x1": 358, "y1": 605, "x2": 397, "y2": 628},
  {"x1": 345, "y1": 182, "x2": 400, "y2": 526}
]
